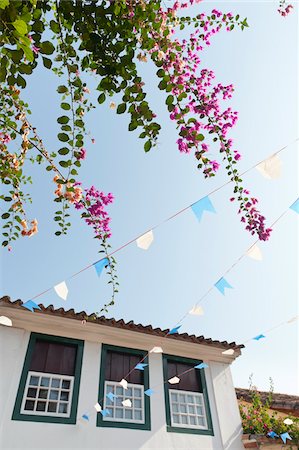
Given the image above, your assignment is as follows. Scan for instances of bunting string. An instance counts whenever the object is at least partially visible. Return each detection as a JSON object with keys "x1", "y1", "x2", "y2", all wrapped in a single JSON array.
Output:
[{"x1": 27, "y1": 137, "x2": 298, "y2": 302}]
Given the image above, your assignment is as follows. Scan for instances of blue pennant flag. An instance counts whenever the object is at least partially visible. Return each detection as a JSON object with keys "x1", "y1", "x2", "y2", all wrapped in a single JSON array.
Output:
[
  {"x1": 100, "y1": 409, "x2": 110, "y2": 417},
  {"x1": 22, "y1": 300, "x2": 41, "y2": 312},
  {"x1": 194, "y1": 363, "x2": 209, "y2": 370},
  {"x1": 135, "y1": 363, "x2": 148, "y2": 371},
  {"x1": 214, "y1": 277, "x2": 233, "y2": 295},
  {"x1": 144, "y1": 389, "x2": 154, "y2": 397},
  {"x1": 168, "y1": 325, "x2": 181, "y2": 335},
  {"x1": 82, "y1": 414, "x2": 89, "y2": 421},
  {"x1": 268, "y1": 431, "x2": 278, "y2": 438},
  {"x1": 94, "y1": 258, "x2": 109, "y2": 277},
  {"x1": 290, "y1": 198, "x2": 299, "y2": 214},
  {"x1": 253, "y1": 334, "x2": 266, "y2": 341},
  {"x1": 191, "y1": 196, "x2": 216, "y2": 222},
  {"x1": 106, "y1": 392, "x2": 117, "y2": 401},
  {"x1": 280, "y1": 432, "x2": 292, "y2": 444}
]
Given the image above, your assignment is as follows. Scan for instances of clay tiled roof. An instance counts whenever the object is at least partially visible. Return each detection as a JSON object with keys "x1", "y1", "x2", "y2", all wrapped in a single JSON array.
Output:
[
  {"x1": 236, "y1": 388, "x2": 299, "y2": 417},
  {"x1": 0, "y1": 296, "x2": 244, "y2": 351}
]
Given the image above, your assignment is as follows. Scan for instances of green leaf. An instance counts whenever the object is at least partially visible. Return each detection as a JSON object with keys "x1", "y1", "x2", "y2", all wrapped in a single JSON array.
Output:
[
  {"x1": 49, "y1": 20, "x2": 59, "y2": 33},
  {"x1": 57, "y1": 85, "x2": 68, "y2": 94},
  {"x1": 97, "y1": 93, "x2": 106, "y2": 104},
  {"x1": 59, "y1": 160, "x2": 68, "y2": 168},
  {"x1": 42, "y1": 56, "x2": 52, "y2": 69},
  {"x1": 1, "y1": 213, "x2": 10, "y2": 219},
  {"x1": 61, "y1": 102, "x2": 70, "y2": 110},
  {"x1": 12, "y1": 19, "x2": 27, "y2": 35},
  {"x1": 57, "y1": 116, "x2": 69, "y2": 124},
  {"x1": 166, "y1": 94, "x2": 174, "y2": 106},
  {"x1": 144, "y1": 140, "x2": 152, "y2": 152},
  {"x1": 117, "y1": 103, "x2": 126, "y2": 114},
  {"x1": 128, "y1": 121, "x2": 138, "y2": 131},
  {"x1": 55, "y1": 231, "x2": 62, "y2": 236},
  {"x1": 0, "y1": 0, "x2": 9, "y2": 9},
  {"x1": 20, "y1": 45, "x2": 34, "y2": 62},
  {"x1": 57, "y1": 133, "x2": 69, "y2": 142},
  {"x1": 39, "y1": 41, "x2": 55, "y2": 55},
  {"x1": 58, "y1": 147, "x2": 69, "y2": 155}
]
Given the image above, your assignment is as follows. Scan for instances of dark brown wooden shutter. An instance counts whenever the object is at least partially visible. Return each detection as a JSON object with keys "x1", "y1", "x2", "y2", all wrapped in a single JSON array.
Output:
[
  {"x1": 167, "y1": 360, "x2": 202, "y2": 392},
  {"x1": 105, "y1": 350, "x2": 144, "y2": 384},
  {"x1": 30, "y1": 340, "x2": 77, "y2": 376}
]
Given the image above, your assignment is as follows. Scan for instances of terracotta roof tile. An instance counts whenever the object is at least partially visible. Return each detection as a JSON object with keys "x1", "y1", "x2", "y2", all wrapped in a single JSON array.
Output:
[{"x1": 0, "y1": 296, "x2": 244, "y2": 351}]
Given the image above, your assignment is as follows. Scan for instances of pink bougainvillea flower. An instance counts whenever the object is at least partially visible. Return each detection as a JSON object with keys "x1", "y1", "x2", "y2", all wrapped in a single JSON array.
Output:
[{"x1": 32, "y1": 45, "x2": 40, "y2": 55}]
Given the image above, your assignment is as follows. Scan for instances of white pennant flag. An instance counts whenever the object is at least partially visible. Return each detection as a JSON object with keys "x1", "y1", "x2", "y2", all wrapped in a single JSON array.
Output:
[
  {"x1": 283, "y1": 418, "x2": 293, "y2": 425},
  {"x1": 287, "y1": 316, "x2": 298, "y2": 324},
  {"x1": 246, "y1": 244, "x2": 263, "y2": 261},
  {"x1": 0, "y1": 316, "x2": 12, "y2": 327},
  {"x1": 168, "y1": 376, "x2": 180, "y2": 384},
  {"x1": 54, "y1": 281, "x2": 68, "y2": 300},
  {"x1": 94, "y1": 403, "x2": 102, "y2": 412},
  {"x1": 256, "y1": 154, "x2": 281, "y2": 179},
  {"x1": 136, "y1": 230, "x2": 154, "y2": 250},
  {"x1": 150, "y1": 346, "x2": 163, "y2": 354},
  {"x1": 119, "y1": 379, "x2": 128, "y2": 390},
  {"x1": 122, "y1": 399, "x2": 132, "y2": 407},
  {"x1": 189, "y1": 305, "x2": 204, "y2": 316},
  {"x1": 222, "y1": 349, "x2": 235, "y2": 356}
]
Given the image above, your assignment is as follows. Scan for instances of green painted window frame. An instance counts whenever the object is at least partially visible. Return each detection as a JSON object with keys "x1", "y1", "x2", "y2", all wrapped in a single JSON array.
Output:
[
  {"x1": 12, "y1": 332, "x2": 84, "y2": 425},
  {"x1": 162, "y1": 354, "x2": 214, "y2": 435},
  {"x1": 97, "y1": 344, "x2": 151, "y2": 430}
]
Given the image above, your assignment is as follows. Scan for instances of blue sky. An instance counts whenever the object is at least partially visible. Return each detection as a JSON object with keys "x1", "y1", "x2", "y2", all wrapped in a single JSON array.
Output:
[{"x1": 1, "y1": 1, "x2": 298, "y2": 394}]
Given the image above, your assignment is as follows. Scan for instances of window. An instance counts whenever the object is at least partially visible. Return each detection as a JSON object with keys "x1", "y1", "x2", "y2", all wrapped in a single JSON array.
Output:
[
  {"x1": 97, "y1": 344, "x2": 151, "y2": 430},
  {"x1": 12, "y1": 333, "x2": 84, "y2": 424},
  {"x1": 163, "y1": 355, "x2": 213, "y2": 435}
]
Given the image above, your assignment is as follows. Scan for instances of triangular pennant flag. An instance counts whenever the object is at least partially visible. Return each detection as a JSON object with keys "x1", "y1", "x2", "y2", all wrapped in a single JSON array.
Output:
[
  {"x1": 168, "y1": 325, "x2": 181, "y2": 335},
  {"x1": 290, "y1": 198, "x2": 299, "y2": 214},
  {"x1": 253, "y1": 334, "x2": 266, "y2": 341},
  {"x1": 122, "y1": 399, "x2": 132, "y2": 407},
  {"x1": 0, "y1": 316, "x2": 12, "y2": 327},
  {"x1": 150, "y1": 346, "x2": 163, "y2": 353},
  {"x1": 268, "y1": 431, "x2": 278, "y2": 438},
  {"x1": 100, "y1": 409, "x2": 110, "y2": 417},
  {"x1": 194, "y1": 362, "x2": 208, "y2": 369},
  {"x1": 106, "y1": 392, "x2": 117, "y2": 401},
  {"x1": 246, "y1": 244, "x2": 263, "y2": 261},
  {"x1": 168, "y1": 376, "x2": 180, "y2": 384},
  {"x1": 82, "y1": 414, "x2": 89, "y2": 421},
  {"x1": 94, "y1": 403, "x2": 102, "y2": 412},
  {"x1": 256, "y1": 154, "x2": 282, "y2": 179},
  {"x1": 191, "y1": 196, "x2": 216, "y2": 222},
  {"x1": 144, "y1": 389, "x2": 154, "y2": 397},
  {"x1": 54, "y1": 281, "x2": 68, "y2": 300},
  {"x1": 136, "y1": 230, "x2": 154, "y2": 250},
  {"x1": 189, "y1": 305, "x2": 204, "y2": 316},
  {"x1": 22, "y1": 300, "x2": 41, "y2": 312},
  {"x1": 283, "y1": 418, "x2": 293, "y2": 425},
  {"x1": 94, "y1": 258, "x2": 109, "y2": 277},
  {"x1": 214, "y1": 277, "x2": 233, "y2": 295},
  {"x1": 280, "y1": 432, "x2": 292, "y2": 444},
  {"x1": 135, "y1": 363, "x2": 148, "y2": 371},
  {"x1": 119, "y1": 379, "x2": 128, "y2": 390},
  {"x1": 222, "y1": 349, "x2": 235, "y2": 356}
]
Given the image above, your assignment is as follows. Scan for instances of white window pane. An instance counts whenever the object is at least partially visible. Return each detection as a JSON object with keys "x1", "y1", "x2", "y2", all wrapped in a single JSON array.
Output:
[
  {"x1": 21, "y1": 371, "x2": 74, "y2": 418},
  {"x1": 179, "y1": 394, "x2": 186, "y2": 402},
  {"x1": 169, "y1": 389, "x2": 208, "y2": 430},
  {"x1": 190, "y1": 416, "x2": 197, "y2": 425},
  {"x1": 125, "y1": 409, "x2": 133, "y2": 420},
  {"x1": 127, "y1": 388, "x2": 132, "y2": 396},
  {"x1": 134, "y1": 388, "x2": 141, "y2": 397},
  {"x1": 115, "y1": 397, "x2": 123, "y2": 406},
  {"x1": 172, "y1": 414, "x2": 180, "y2": 424},
  {"x1": 134, "y1": 410, "x2": 142, "y2": 420},
  {"x1": 116, "y1": 386, "x2": 123, "y2": 396},
  {"x1": 29, "y1": 376, "x2": 39, "y2": 386},
  {"x1": 134, "y1": 399, "x2": 141, "y2": 408},
  {"x1": 171, "y1": 393, "x2": 178, "y2": 402},
  {"x1": 115, "y1": 408, "x2": 123, "y2": 419},
  {"x1": 181, "y1": 415, "x2": 188, "y2": 425},
  {"x1": 107, "y1": 408, "x2": 114, "y2": 417}
]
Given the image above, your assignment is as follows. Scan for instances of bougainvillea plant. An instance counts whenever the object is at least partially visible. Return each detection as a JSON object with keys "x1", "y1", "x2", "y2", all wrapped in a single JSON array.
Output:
[
  {"x1": 1, "y1": 0, "x2": 285, "y2": 308},
  {"x1": 239, "y1": 376, "x2": 299, "y2": 445}
]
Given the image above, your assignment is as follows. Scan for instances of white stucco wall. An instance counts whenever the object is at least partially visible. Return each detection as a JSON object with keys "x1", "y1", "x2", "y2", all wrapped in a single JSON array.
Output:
[{"x1": 0, "y1": 322, "x2": 244, "y2": 450}]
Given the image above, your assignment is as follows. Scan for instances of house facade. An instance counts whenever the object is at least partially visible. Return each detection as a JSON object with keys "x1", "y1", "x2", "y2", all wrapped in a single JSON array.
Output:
[{"x1": 0, "y1": 296, "x2": 244, "y2": 450}]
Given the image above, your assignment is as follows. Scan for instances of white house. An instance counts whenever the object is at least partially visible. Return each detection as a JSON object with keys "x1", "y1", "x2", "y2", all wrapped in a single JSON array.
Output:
[{"x1": 0, "y1": 295, "x2": 245, "y2": 450}]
